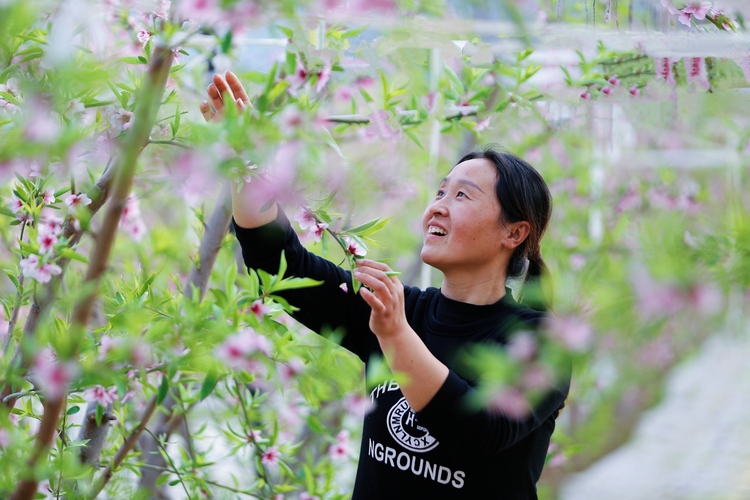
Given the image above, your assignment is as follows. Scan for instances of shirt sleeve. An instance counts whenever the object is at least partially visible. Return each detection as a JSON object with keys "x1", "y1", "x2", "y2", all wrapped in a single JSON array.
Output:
[
  {"x1": 415, "y1": 369, "x2": 569, "y2": 462},
  {"x1": 232, "y1": 208, "x2": 378, "y2": 361}
]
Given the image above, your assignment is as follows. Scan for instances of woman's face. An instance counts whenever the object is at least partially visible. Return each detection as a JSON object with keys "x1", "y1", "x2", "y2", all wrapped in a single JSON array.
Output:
[{"x1": 421, "y1": 158, "x2": 509, "y2": 274}]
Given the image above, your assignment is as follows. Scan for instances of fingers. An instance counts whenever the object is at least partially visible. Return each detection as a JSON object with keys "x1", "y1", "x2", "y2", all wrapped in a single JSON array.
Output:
[
  {"x1": 359, "y1": 286, "x2": 386, "y2": 313},
  {"x1": 354, "y1": 268, "x2": 392, "y2": 295},
  {"x1": 356, "y1": 259, "x2": 400, "y2": 284},
  {"x1": 212, "y1": 73, "x2": 234, "y2": 102},
  {"x1": 199, "y1": 100, "x2": 214, "y2": 122},
  {"x1": 207, "y1": 82, "x2": 224, "y2": 115},
  {"x1": 226, "y1": 71, "x2": 250, "y2": 105}
]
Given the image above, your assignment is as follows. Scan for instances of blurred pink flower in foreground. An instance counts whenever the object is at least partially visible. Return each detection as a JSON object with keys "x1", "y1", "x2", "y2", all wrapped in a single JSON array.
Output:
[
  {"x1": 339, "y1": 282, "x2": 348, "y2": 293},
  {"x1": 631, "y1": 267, "x2": 685, "y2": 319},
  {"x1": 216, "y1": 327, "x2": 272, "y2": 372},
  {"x1": 32, "y1": 348, "x2": 78, "y2": 401},
  {"x1": 250, "y1": 299, "x2": 270, "y2": 319},
  {"x1": 300, "y1": 492, "x2": 321, "y2": 500},
  {"x1": 294, "y1": 208, "x2": 316, "y2": 231},
  {"x1": 119, "y1": 195, "x2": 148, "y2": 242},
  {"x1": 489, "y1": 386, "x2": 530, "y2": 420},
  {"x1": 507, "y1": 331, "x2": 537, "y2": 362},
  {"x1": 344, "y1": 393, "x2": 374, "y2": 416},
  {"x1": 546, "y1": 315, "x2": 594, "y2": 352}
]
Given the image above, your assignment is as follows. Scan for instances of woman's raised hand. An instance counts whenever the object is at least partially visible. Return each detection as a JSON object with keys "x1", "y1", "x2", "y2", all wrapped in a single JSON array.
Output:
[
  {"x1": 353, "y1": 259, "x2": 410, "y2": 340},
  {"x1": 199, "y1": 71, "x2": 251, "y2": 123}
]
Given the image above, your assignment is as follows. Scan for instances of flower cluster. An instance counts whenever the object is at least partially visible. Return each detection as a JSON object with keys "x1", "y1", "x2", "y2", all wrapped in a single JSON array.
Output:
[{"x1": 119, "y1": 195, "x2": 148, "y2": 242}]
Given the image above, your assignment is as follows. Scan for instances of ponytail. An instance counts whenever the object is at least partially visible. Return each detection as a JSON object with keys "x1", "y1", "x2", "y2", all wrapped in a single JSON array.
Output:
[
  {"x1": 522, "y1": 248, "x2": 551, "y2": 312},
  {"x1": 457, "y1": 146, "x2": 553, "y2": 312}
]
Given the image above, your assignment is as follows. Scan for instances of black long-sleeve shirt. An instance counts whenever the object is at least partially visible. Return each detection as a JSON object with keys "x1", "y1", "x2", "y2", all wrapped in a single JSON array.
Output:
[{"x1": 233, "y1": 209, "x2": 569, "y2": 499}]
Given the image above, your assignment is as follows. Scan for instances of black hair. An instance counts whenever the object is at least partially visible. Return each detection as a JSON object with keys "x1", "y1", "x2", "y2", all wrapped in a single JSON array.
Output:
[{"x1": 457, "y1": 146, "x2": 552, "y2": 309}]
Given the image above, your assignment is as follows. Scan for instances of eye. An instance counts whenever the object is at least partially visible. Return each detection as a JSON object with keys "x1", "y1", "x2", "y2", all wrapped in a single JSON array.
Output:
[
  {"x1": 436, "y1": 189, "x2": 445, "y2": 197},
  {"x1": 457, "y1": 191, "x2": 467, "y2": 198}
]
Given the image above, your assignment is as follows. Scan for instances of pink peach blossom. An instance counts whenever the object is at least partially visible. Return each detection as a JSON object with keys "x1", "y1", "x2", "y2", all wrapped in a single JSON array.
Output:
[
  {"x1": 85, "y1": 385, "x2": 118, "y2": 407},
  {"x1": 250, "y1": 299, "x2": 270, "y2": 319},
  {"x1": 315, "y1": 61, "x2": 333, "y2": 93},
  {"x1": 261, "y1": 446, "x2": 280, "y2": 466},
  {"x1": 343, "y1": 236, "x2": 366, "y2": 257},
  {"x1": 64, "y1": 193, "x2": 92, "y2": 213},
  {"x1": 37, "y1": 232, "x2": 57, "y2": 254},
  {"x1": 293, "y1": 208, "x2": 316, "y2": 231},
  {"x1": 41, "y1": 189, "x2": 55, "y2": 205},
  {"x1": 678, "y1": 1, "x2": 712, "y2": 26}
]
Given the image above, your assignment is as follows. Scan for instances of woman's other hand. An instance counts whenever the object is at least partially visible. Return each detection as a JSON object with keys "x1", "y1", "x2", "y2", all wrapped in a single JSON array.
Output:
[
  {"x1": 199, "y1": 71, "x2": 250, "y2": 123},
  {"x1": 353, "y1": 259, "x2": 409, "y2": 339}
]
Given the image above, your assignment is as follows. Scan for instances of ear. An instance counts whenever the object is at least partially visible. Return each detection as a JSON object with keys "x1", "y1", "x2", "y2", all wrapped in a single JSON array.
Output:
[{"x1": 502, "y1": 221, "x2": 531, "y2": 250}]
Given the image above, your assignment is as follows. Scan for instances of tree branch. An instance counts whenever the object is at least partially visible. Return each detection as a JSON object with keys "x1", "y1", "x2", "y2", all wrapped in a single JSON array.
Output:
[
  {"x1": 88, "y1": 395, "x2": 159, "y2": 498},
  {"x1": 138, "y1": 183, "x2": 233, "y2": 495},
  {"x1": 10, "y1": 44, "x2": 174, "y2": 500}
]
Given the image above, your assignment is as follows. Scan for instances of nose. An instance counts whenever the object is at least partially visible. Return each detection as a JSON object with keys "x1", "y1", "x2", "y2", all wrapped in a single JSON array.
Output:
[{"x1": 427, "y1": 197, "x2": 448, "y2": 217}]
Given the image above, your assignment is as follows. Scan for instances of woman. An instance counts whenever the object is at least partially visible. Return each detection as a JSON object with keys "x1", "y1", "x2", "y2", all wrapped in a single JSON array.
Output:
[{"x1": 201, "y1": 72, "x2": 569, "y2": 499}]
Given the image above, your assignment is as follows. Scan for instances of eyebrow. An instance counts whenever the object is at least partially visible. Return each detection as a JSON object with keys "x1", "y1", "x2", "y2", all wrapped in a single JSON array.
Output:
[{"x1": 440, "y1": 176, "x2": 485, "y2": 193}]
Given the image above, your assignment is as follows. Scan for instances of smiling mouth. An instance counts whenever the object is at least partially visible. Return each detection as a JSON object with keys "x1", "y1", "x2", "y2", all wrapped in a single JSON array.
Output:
[{"x1": 427, "y1": 226, "x2": 447, "y2": 236}]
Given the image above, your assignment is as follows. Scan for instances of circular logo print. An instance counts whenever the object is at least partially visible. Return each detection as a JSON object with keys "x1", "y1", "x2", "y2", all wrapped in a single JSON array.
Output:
[{"x1": 386, "y1": 397, "x2": 439, "y2": 453}]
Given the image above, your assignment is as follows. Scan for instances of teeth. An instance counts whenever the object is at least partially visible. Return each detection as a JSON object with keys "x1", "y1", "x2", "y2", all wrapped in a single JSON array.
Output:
[{"x1": 428, "y1": 226, "x2": 447, "y2": 236}]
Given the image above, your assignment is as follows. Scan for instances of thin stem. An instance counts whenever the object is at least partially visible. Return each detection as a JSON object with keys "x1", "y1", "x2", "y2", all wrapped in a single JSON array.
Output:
[
  {"x1": 1, "y1": 389, "x2": 40, "y2": 404},
  {"x1": 4, "y1": 223, "x2": 28, "y2": 353},
  {"x1": 147, "y1": 139, "x2": 191, "y2": 149},
  {"x1": 138, "y1": 464, "x2": 263, "y2": 498},
  {"x1": 235, "y1": 379, "x2": 273, "y2": 497},
  {"x1": 143, "y1": 428, "x2": 193, "y2": 500}
]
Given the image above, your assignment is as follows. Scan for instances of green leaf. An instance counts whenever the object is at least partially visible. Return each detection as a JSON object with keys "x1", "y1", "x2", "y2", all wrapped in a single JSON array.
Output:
[
  {"x1": 359, "y1": 87, "x2": 374, "y2": 103},
  {"x1": 95, "y1": 404, "x2": 104, "y2": 426},
  {"x1": 66, "y1": 405, "x2": 80, "y2": 415},
  {"x1": 278, "y1": 250, "x2": 288, "y2": 279},
  {"x1": 278, "y1": 26, "x2": 294, "y2": 39},
  {"x1": 3, "y1": 269, "x2": 20, "y2": 292},
  {"x1": 155, "y1": 474, "x2": 170, "y2": 487},
  {"x1": 220, "y1": 31, "x2": 233, "y2": 54},
  {"x1": 495, "y1": 98, "x2": 511, "y2": 113},
  {"x1": 285, "y1": 51, "x2": 297, "y2": 77},
  {"x1": 267, "y1": 80, "x2": 289, "y2": 101},
  {"x1": 342, "y1": 25, "x2": 368, "y2": 38},
  {"x1": 121, "y1": 57, "x2": 144, "y2": 65},
  {"x1": 404, "y1": 129, "x2": 423, "y2": 149},
  {"x1": 157, "y1": 376, "x2": 169, "y2": 404},
  {"x1": 270, "y1": 278, "x2": 323, "y2": 292},
  {"x1": 346, "y1": 217, "x2": 389, "y2": 236},
  {"x1": 59, "y1": 248, "x2": 89, "y2": 264},
  {"x1": 199, "y1": 371, "x2": 218, "y2": 401}
]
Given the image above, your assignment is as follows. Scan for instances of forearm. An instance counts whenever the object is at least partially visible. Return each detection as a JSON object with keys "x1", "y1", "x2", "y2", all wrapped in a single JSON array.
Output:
[
  {"x1": 231, "y1": 177, "x2": 278, "y2": 229},
  {"x1": 377, "y1": 328, "x2": 449, "y2": 412}
]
